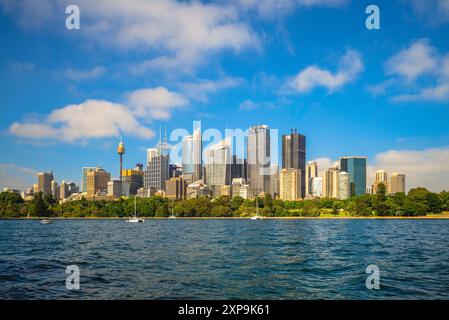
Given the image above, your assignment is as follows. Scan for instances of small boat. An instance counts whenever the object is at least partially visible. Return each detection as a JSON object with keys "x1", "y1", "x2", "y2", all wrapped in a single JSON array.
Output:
[
  {"x1": 250, "y1": 197, "x2": 263, "y2": 220},
  {"x1": 40, "y1": 219, "x2": 53, "y2": 224},
  {"x1": 126, "y1": 196, "x2": 144, "y2": 223}
]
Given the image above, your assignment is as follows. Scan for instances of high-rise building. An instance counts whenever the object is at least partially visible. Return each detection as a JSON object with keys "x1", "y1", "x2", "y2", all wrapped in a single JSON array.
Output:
[
  {"x1": 182, "y1": 127, "x2": 202, "y2": 181},
  {"x1": 231, "y1": 155, "x2": 247, "y2": 182},
  {"x1": 311, "y1": 176, "x2": 323, "y2": 197},
  {"x1": 107, "y1": 180, "x2": 123, "y2": 198},
  {"x1": 51, "y1": 180, "x2": 59, "y2": 200},
  {"x1": 282, "y1": 129, "x2": 306, "y2": 198},
  {"x1": 37, "y1": 171, "x2": 53, "y2": 196},
  {"x1": 247, "y1": 125, "x2": 271, "y2": 196},
  {"x1": 82, "y1": 167, "x2": 96, "y2": 193},
  {"x1": 86, "y1": 168, "x2": 111, "y2": 197},
  {"x1": 144, "y1": 148, "x2": 169, "y2": 191},
  {"x1": 340, "y1": 156, "x2": 367, "y2": 196},
  {"x1": 280, "y1": 169, "x2": 302, "y2": 201},
  {"x1": 389, "y1": 173, "x2": 406, "y2": 194},
  {"x1": 60, "y1": 181, "x2": 69, "y2": 200},
  {"x1": 339, "y1": 171, "x2": 350, "y2": 200},
  {"x1": 322, "y1": 167, "x2": 340, "y2": 198},
  {"x1": 205, "y1": 137, "x2": 231, "y2": 192},
  {"x1": 122, "y1": 166, "x2": 144, "y2": 195},
  {"x1": 169, "y1": 163, "x2": 182, "y2": 179},
  {"x1": 373, "y1": 169, "x2": 389, "y2": 194},
  {"x1": 306, "y1": 161, "x2": 318, "y2": 196},
  {"x1": 270, "y1": 165, "x2": 280, "y2": 197},
  {"x1": 166, "y1": 177, "x2": 187, "y2": 200}
]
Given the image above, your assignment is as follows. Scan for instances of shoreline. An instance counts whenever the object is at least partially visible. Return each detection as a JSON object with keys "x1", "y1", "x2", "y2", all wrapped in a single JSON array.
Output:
[{"x1": 2, "y1": 215, "x2": 449, "y2": 220}]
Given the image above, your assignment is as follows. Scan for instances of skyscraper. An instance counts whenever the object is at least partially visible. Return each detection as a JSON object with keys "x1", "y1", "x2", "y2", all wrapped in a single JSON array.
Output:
[
  {"x1": 37, "y1": 171, "x2": 53, "y2": 196},
  {"x1": 282, "y1": 129, "x2": 306, "y2": 198},
  {"x1": 390, "y1": 173, "x2": 406, "y2": 194},
  {"x1": 86, "y1": 168, "x2": 111, "y2": 197},
  {"x1": 230, "y1": 155, "x2": 247, "y2": 182},
  {"x1": 166, "y1": 177, "x2": 187, "y2": 200},
  {"x1": 247, "y1": 125, "x2": 271, "y2": 195},
  {"x1": 82, "y1": 167, "x2": 96, "y2": 193},
  {"x1": 340, "y1": 156, "x2": 367, "y2": 196},
  {"x1": 306, "y1": 161, "x2": 318, "y2": 197},
  {"x1": 322, "y1": 167, "x2": 340, "y2": 198},
  {"x1": 144, "y1": 148, "x2": 169, "y2": 191},
  {"x1": 117, "y1": 137, "x2": 125, "y2": 181},
  {"x1": 339, "y1": 171, "x2": 350, "y2": 200},
  {"x1": 205, "y1": 137, "x2": 231, "y2": 191},
  {"x1": 182, "y1": 127, "x2": 202, "y2": 181},
  {"x1": 280, "y1": 168, "x2": 302, "y2": 201},
  {"x1": 373, "y1": 169, "x2": 389, "y2": 194}
]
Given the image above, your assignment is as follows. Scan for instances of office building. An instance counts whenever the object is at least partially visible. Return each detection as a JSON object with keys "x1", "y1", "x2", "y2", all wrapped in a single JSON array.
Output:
[
  {"x1": 86, "y1": 168, "x2": 111, "y2": 197},
  {"x1": 166, "y1": 177, "x2": 187, "y2": 200},
  {"x1": 373, "y1": 169, "x2": 389, "y2": 194},
  {"x1": 231, "y1": 155, "x2": 247, "y2": 182},
  {"x1": 205, "y1": 137, "x2": 231, "y2": 192},
  {"x1": 108, "y1": 180, "x2": 123, "y2": 198},
  {"x1": 339, "y1": 171, "x2": 350, "y2": 200},
  {"x1": 340, "y1": 156, "x2": 367, "y2": 196},
  {"x1": 144, "y1": 148, "x2": 169, "y2": 191},
  {"x1": 37, "y1": 171, "x2": 53, "y2": 196},
  {"x1": 182, "y1": 127, "x2": 202, "y2": 181},
  {"x1": 82, "y1": 167, "x2": 96, "y2": 193},
  {"x1": 390, "y1": 173, "x2": 406, "y2": 194},
  {"x1": 306, "y1": 161, "x2": 318, "y2": 196},
  {"x1": 247, "y1": 125, "x2": 271, "y2": 196},
  {"x1": 122, "y1": 166, "x2": 144, "y2": 195},
  {"x1": 322, "y1": 167, "x2": 340, "y2": 198},
  {"x1": 280, "y1": 168, "x2": 302, "y2": 201},
  {"x1": 282, "y1": 129, "x2": 306, "y2": 198},
  {"x1": 312, "y1": 176, "x2": 323, "y2": 197},
  {"x1": 51, "y1": 180, "x2": 59, "y2": 200}
]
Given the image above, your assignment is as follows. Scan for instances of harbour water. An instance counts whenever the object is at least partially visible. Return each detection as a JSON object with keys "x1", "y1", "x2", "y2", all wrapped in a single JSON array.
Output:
[{"x1": 1, "y1": 219, "x2": 448, "y2": 299}]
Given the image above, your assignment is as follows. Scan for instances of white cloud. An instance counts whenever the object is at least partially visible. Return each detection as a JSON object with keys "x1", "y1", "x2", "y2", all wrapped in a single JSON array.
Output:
[
  {"x1": 63, "y1": 67, "x2": 106, "y2": 81},
  {"x1": 235, "y1": 0, "x2": 347, "y2": 19},
  {"x1": 0, "y1": 163, "x2": 36, "y2": 191},
  {"x1": 405, "y1": 0, "x2": 449, "y2": 25},
  {"x1": 373, "y1": 39, "x2": 449, "y2": 103},
  {"x1": 127, "y1": 87, "x2": 188, "y2": 120},
  {"x1": 9, "y1": 100, "x2": 154, "y2": 143},
  {"x1": 179, "y1": 77, "x2": 244, "y2": 102},
  {"x1": 0, "y1": 0, "x2": 258, "y2": 70},
  {"x1": 371, "y1": 147, "x2": 449, "y2": 192},
  {"x1": 287, "y1": 49, "x2": 363, "y2": 93},
  {"x1": 386, "y1": 39, "x2": 437, "y2": 81},
  {"x1": 391, "y1": 83, "x2": 449, "y2": 103}
]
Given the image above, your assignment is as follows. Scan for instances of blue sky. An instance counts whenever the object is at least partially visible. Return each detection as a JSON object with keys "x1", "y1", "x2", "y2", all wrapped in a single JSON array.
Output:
[{"x1": 1, "y1": 0, "x2": 449, "y2": 192}]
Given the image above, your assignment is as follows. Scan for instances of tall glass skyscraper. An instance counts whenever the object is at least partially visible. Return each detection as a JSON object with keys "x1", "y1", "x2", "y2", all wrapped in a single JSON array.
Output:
[
  {"x1": 182, "y1": 127, "x2": 202, "y2": 181},
  {"x1": 247, "y1": 125, "x2": 271, "y2": 195},
  {"x1": 340, "y1": 156, "x2": 367, "y2": 196},
  {"x1": 205, "y1": 137, "x2": 231, "y2": 188},
  {"x1": 282, "y1": 129, "x2": 306, "y2": 198}
]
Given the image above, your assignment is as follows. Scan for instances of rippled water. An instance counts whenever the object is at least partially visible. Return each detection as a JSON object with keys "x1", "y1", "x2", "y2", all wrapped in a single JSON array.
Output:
[{"x1": 1, "y1": 219, "x2": 449, "y2": 299}]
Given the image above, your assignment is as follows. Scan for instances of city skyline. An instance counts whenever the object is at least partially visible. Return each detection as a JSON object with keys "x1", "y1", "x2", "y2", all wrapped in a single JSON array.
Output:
[{"x1": 1, "y1": 1, "x2": 449, "y2": 192}]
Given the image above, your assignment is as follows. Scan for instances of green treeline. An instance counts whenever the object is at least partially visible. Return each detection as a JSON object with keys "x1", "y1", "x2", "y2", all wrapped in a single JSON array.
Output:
[{"x1": 1, "y1": 185, "x2": 449, "y2": 218}]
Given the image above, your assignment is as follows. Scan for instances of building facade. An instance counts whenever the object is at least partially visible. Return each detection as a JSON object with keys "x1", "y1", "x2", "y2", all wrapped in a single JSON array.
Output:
[
  {"x1": 182, "y1": 127, "x2": 202, "y2": 181},
  {"x1": 340, "y1": 156, "x2": 367, "y2": 196},
  {"x1": 37, "y1": 171, "x2": 53, "y2": 196},
  {"x1": 389, "y1": 173, "x2": 406, "y2": 194},
  {"x1": 280, "y1": 168, "x2": 302, "y2": 201},
  {"x1": 306, "y1": 161, "x2": 318, "y2": 197},
  {"x1": 282, "y1": 129, "x2": 306, "y2": 198},
  {"x1": 86, "y1": 168, "x2": 111, "y2": 197},
  {"x1": 247, "y1": 125, "x2": 271, "y2": 196}
]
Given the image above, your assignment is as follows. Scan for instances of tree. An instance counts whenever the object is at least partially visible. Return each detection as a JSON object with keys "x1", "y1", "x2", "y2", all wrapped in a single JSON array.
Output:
[
  {"x1": 32, "y1": 192, "x2": 50, "y2": 217},
  {"x1": 376, "y1": 183, "x2": 387, "y2": 202}
]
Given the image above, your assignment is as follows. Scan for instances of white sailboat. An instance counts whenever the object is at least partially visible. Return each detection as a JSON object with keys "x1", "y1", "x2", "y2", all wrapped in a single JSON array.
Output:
[
  {"x1": 126, "y1": 196, "x2": 144, "y2": 223},
  {"x1": 250, "y1": 197, "x2": 263, "y2": 220},
  {"x1": 40, "y1": 219, "x2": 53, "y2": 224}
]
